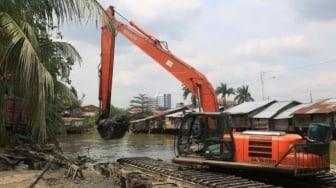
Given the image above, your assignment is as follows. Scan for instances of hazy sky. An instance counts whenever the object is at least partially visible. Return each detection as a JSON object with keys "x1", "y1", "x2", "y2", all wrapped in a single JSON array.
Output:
[{"x1": 61, "y1": 0, "x2": 336, "y2": 108}]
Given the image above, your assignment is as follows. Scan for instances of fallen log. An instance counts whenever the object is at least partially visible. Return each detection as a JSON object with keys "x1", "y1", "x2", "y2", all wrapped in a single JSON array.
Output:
[
  {"x1": 25, "y1": 149, "x2": 84, "y2": 180},
  {"x1": 0, "y1": 145, "x2": 84, "y2": 180},
  {"x1": 28, "y1": 162, "x2": 51, "y2": 188}
]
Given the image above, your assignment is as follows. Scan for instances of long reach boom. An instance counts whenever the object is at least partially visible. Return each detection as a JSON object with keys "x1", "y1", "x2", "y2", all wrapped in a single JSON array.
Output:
[{"x1": 99, "y1": 6, "x2": 219, "y2": 117}]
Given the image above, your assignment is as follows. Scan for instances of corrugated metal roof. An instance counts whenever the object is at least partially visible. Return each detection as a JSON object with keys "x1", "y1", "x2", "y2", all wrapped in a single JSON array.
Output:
[
  {"x1": 273, "y1": 103, "x2": 309, "y2": 119},
  {"x1": 224, "y1": 100, "x2": 275, "y2": 114},
  {"x1": 294, "y1": 98, "x2": 336, "y2": 114},
  {"x1": 130, "y1": 106, "x2": 188, "y2": 123},
  {"x1": 165, "y1": 108, "x2": 201, "y2": 118},
  {"x1": 253, "y1": 101, "x2": 299, "y2": 118}
]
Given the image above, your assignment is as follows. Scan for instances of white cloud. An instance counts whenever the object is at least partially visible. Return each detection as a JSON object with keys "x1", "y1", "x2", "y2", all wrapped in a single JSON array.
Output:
[
  {"x1": 288, "y1": 0, "x2": 336, "y2": 22},
  {"x1": 113, "y1": 0, "x2": 202, "y2": 23},
  {"x1": 233, "y1": 35, "x2": 320, "y2": 62},
  {"x1": 62, "y1": 0, "x2": 336, "y2": 109}
]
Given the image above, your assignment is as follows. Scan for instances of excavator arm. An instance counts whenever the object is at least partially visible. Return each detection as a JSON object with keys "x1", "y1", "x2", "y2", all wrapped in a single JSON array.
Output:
[
  {"x1": 99, "y1": 8, "x2": 115, "y2": 119},
  {"x1": 97, "y1": 6, "x2": 218, "y2": 140},
  {"x1": 101, "y1": 6, "x2": 218, "y2": 113}
]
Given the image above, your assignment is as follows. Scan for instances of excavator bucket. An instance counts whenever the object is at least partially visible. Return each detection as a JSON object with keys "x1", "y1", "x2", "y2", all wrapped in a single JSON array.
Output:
[{"x1": 97, "y1": 115, "x2": 129, "y2": 140}]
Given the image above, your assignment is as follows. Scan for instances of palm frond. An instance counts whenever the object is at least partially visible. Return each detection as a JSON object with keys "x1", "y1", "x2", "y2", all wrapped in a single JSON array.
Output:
[
  {"x1": 1, "y1": 12, "x2": 54, "y2": 97},
  {"x1": 0, "y1": 12, "x2": 54, "y2": 143},
  {"x1": 55, "y1": 81, "x2": 77, "y2": 105},
  {"x1": 0, "y1": 0, "x2": 114, "y2": 144},
  {"x1": 50, "y1": 41, "x2": 82, "y2": 63}
]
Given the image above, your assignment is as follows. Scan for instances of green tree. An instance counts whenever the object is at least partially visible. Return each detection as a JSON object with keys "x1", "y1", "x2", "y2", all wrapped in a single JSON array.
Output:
[
  {"x1": 129, "y1": 94, "x2": 153, "y2": 119},
  {"x1": 234, "y1": 85, "x2": 254, "y2": 104},
  {"x1": 42, "y1": 33, "x2": 83, "y2": 146},
  {"x1": 182, "y1": 84, "x2": 197, "y2": 107},
  {"x1": 110, "y1": 105, "x2": 129, "y2": 117},
  {"x1": 0, "y1": 0, "x2": 108, "y2": 145},
  {"x1": 216, "y1": 82, "x2": 235, "y2": 107}
]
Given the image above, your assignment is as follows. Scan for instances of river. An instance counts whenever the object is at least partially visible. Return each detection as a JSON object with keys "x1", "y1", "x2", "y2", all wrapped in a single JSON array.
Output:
[
  {"x1": 58, "y1": 129, "x2": 176, "y2": 163},
  {"x1": 58, "y1": 129, "x2": 336, "y2": 165}
]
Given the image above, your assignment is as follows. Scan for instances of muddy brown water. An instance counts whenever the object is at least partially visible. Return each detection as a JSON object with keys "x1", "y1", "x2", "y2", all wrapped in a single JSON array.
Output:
[
  {"x1": 59, "y1": 129, "x2": 336, "y2": 165},
  {"x1": 58, "y1": 129, "x2": 176, "y2": 162}
]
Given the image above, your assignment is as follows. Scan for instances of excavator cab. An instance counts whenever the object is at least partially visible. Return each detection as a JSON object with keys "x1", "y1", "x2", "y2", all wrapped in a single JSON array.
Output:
[{"x1": 176, "y1": 112, "x2": 234, "y2": 161}]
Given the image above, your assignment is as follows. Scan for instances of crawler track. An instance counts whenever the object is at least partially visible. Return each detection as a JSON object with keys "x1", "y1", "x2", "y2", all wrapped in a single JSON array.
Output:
[
  {"x1": 214, "y1": 168, "x2": 336, "y2": 188},
  {"x1": 106, "y1": 157, "x2": 336, "y2": 188},
  {"x1": 299, "y1": 172, "x2": 336, "y2": 187},
  {"x1": 114, "y1": 157, "x2": 279, "y2": 188}
]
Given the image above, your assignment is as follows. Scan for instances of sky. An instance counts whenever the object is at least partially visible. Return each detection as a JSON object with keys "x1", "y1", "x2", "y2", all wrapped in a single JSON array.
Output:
[{"x1": 60, "y1": 0, "x2": 336, "y2": 109}]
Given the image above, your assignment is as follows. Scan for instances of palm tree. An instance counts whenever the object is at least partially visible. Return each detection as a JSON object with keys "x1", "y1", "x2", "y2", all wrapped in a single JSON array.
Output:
[
  {"x1": 182, "y1": 84, "x2": 197, "y2": 107},
  {"x1": 234, "y1": 85, "x2": 254, "y2": 104},
  {"x1": 42, "y1": 34, "x2": 84, "y2": 145},
  {"x1": 216, "y1": 82, "x2": 235, "y2": 107},
  {"x1": 0, "y1": 0, "x2": 109, "y2": 144}
]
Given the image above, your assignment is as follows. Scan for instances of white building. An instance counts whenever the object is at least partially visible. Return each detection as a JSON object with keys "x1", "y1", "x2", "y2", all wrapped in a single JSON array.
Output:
[{"x1": 148, "y1": 93, "x2": 172, "y2": 110}]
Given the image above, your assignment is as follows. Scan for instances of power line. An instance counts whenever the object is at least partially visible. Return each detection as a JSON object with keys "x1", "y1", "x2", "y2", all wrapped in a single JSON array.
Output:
[
  {"x1": 262, "y1": 59, "x2": 336, "y2": 74},
  {"x1": 288, "y1": 59, "x2": 336, "y2": 70}
]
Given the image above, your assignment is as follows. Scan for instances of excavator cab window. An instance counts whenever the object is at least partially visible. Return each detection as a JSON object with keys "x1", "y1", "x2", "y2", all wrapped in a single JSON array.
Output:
[
  {"x1": 191, "y1": 118, "x2": 203, "y2": 139},
  {"x1": 203, "y1": 114, "x2": 234, "y2": 161},
  {"x1": 177, "y1": 115, "x2": 205, "y2": 156},
  {"x1": 177, "y1": 113, "x2": 234, "y2": 161}
]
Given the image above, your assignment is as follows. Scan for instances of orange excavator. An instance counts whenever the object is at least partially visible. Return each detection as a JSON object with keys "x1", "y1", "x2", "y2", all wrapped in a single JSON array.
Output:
[{"x1": 97, "y1": 6, "x2": 331, "y2": 176}]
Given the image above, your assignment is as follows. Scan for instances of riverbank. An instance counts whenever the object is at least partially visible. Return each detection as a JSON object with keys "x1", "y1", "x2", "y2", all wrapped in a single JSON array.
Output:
[
  {"x1": 2, "y1": 130, "x2": 336, "y2": 187},
  {"x1": 0, "y1": 131, "x2": 176, "y2": 188},
  {"x1": 2, "y1": 157, "x2": 336, "y2": 188},
  {"x1": 0, "y1": 167, "x2": 120, "y2": 188}
]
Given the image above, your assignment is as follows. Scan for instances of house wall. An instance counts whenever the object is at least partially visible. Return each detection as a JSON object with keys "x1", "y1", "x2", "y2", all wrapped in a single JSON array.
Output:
[
  {"x1": 231, "y1": 114, "x2": 249, "y2": 128},
  {"x1": 293, "y1": 113, "x2": 336, "y2": 137},
  {"x1": 251, "y1": 118, "x2": 268, "y2": 130},
  {"x1": 70, "y1": 107, "x2": 83, "y2": 117},
  {"x1": 294, "y1": 114, "x2": 332, "y2": 128},
  {"x1": 130, "y1": 121, "x2": 149, "y2": 133},
  {"x1": 313, "y1": 114, "x2": 329, "y2": 124},
  {"x1": 293, "y1": 115, "x2": 311, "y2": 128},
  {"x1": 273, "y1": 119, "x2": 290, "y2": 131},
  {"x1": 149, "y1": 118, "x2": 164, "y2": 131},
  {"x1": 165, "y1": 118, "x2": 178, "y2": 129}
]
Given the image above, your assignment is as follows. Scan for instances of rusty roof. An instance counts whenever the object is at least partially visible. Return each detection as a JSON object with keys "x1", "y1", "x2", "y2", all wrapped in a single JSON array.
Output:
[
  {"x1": 130, "y1": 106, "x2": 188, "y2": 123},
  {"x1": 274, "y1": 103, "x2": 309, "y2": 119},
  {"x1": 293, "y1": 98, "x2": 336, "y2": 114}
]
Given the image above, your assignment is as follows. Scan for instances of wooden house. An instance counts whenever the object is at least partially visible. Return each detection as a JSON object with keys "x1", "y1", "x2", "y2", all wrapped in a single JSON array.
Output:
[
  {"x1": 224, "y1": 100, "x2": 276, "y2": 130},
  {"x1": 251, "y1": 101, "x2": 301, "y2": 130},
  {"x1": 293, "y1": 98, "x2": 336, "y2": 137},
  {"x1": 272, "y1": 103, "x2": 309, "y2": 132}
]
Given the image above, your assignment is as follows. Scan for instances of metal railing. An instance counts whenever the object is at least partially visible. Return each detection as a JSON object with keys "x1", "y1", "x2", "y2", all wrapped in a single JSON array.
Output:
[{"x1": 275, "y1": 142, "x2": 330, "y2": 176}]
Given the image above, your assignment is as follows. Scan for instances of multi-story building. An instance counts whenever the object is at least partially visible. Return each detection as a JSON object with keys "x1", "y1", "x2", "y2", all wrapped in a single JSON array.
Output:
[
  {"x1": 148, "y1": 93, "x2": 172, "y2": 111},
  {"x1": 163, "y1": 94, "x2": 172, "y2": 109}
]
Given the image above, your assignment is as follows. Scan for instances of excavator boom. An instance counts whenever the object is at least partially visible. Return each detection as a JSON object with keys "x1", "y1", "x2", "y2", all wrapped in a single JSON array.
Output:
[{"x1": 102, "y1": 6, "x2": 218, "y2": 113}]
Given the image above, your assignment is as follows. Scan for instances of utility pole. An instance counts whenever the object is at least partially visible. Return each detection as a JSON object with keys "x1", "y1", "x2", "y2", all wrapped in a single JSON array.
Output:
[
  {"x1": 260, "y1": 71, "x2": 265, "y2": 101},
  {"x1": 260, "y1": 71, "x2": 276, "y2": 101}
]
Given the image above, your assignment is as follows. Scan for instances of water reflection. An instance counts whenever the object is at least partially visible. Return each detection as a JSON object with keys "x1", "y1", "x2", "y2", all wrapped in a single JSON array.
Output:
[
  {"x1": 59, "y1": 129, "x2": 336, "y2": 165},
  {"x1": 58, "y1": 129, "x2": 176, "y2": 163}
]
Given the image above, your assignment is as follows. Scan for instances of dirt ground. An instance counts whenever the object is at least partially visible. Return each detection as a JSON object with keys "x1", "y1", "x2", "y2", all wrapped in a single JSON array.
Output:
[{"x1": 0, "y1": 167, "x2": 121, "y2": 188}]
